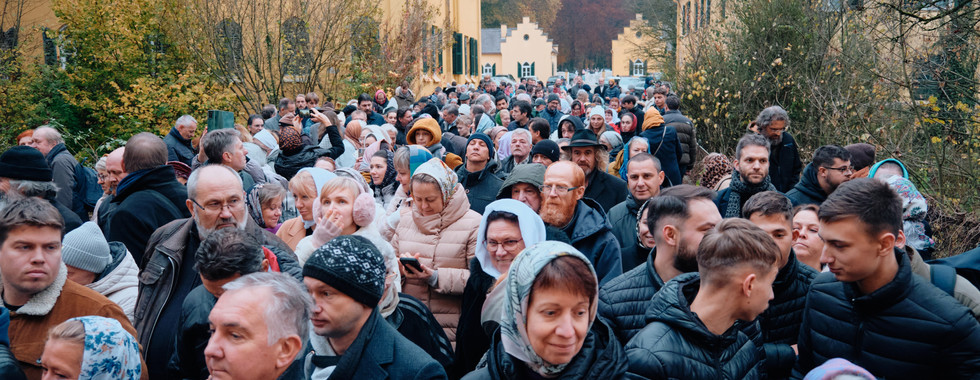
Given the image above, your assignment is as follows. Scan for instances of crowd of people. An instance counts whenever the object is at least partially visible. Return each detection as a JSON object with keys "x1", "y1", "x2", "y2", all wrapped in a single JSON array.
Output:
[{"x1": 0, "y1": 73, "x2": 977, "y2": 380}]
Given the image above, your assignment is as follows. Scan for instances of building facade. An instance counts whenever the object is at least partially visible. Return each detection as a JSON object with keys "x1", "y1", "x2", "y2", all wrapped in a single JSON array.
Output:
[
  {"x1": 480, "y1": 17, "x2": 557, "y2": 80},
  {"x1": 611, "y1": 14, "x2": 668, "y2": 77}
]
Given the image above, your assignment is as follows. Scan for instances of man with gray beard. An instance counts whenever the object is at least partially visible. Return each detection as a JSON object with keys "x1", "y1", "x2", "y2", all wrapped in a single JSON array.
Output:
[{"x1": 134, "y1": 164, "x2": 301, "y2": 379}]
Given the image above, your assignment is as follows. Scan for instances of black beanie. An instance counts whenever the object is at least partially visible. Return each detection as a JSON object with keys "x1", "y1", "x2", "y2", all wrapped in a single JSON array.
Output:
[
  {"x1": 530, "y1": 139, "x2": 561, "y2": 163},
  {"x1": 303, "y1": 235, "x2": 386, "y2": 307},
  {"x1": 0, "y1": 146, "x2": 54, "y2": 181}
]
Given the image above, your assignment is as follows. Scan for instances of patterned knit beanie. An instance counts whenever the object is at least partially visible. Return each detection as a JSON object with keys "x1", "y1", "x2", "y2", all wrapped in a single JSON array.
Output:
[{"x1": 303, "y1": 235, "x2": 385, "y2": 307}]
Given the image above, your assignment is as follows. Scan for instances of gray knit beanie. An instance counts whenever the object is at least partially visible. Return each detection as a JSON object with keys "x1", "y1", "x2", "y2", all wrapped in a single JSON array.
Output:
[
  {"x1": 303, "y1": 235, "x2": 386, "y2": 307},
  {"x1": 61, "y1": 222, "x2": 112, "y2": 274}
]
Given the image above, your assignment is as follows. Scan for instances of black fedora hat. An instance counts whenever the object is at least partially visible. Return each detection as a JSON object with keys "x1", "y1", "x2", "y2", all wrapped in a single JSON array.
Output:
[{"x1": 562, "y1": 129, "x2": 603, "y2": 150}]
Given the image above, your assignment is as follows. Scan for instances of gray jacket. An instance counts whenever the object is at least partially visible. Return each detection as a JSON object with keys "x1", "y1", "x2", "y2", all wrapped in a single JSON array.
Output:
[{"x1": 46, "y1": 143, "x2": 77, "y2": 209}]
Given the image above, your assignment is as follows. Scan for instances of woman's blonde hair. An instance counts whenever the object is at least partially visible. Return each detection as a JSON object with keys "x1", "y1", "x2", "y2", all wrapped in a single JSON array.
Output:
[
  {"x1": 47, "y1": 319, "x2": 85, "y2": 346},
  {"x1": 319, "y1": 176, "x2": 363, "y2": 205},
  {"x1": 288, "y1": 171, "x2": 317, "y2": 198}
]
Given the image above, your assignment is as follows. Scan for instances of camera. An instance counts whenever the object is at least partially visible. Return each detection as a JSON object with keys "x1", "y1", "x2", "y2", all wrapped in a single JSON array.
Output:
[{"x1": 297, "y1": 108, "x2": 311, "y2": 118}]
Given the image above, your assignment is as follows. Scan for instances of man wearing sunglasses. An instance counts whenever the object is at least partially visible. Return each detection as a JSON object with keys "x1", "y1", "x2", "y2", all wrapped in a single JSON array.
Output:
[
  {"x1": 787, "y1": 145, "x2": 854, "y2": 207},
  {"x1": 134, "y1": 164, "x2": 302, "y2": 379}
]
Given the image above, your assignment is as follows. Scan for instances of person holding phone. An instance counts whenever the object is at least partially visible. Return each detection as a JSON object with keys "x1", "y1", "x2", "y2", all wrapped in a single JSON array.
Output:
[{"x1": 393, "y1": 158, "x2": 481, "y2": 346}]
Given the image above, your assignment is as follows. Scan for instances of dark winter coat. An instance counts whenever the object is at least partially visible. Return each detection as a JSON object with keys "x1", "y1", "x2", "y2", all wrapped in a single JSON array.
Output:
[
  {"x1": 387, "y1": 293, "x2": 455, "y2": 371},
  {"x1": 785, "y1": 163, "x2": 827, "y2": 207},
  {"x1": 166, "y1": 285, "x2": 215, "y2": 380},
  {"x1": 442, "y1": 132, "x2": 469, "y2": 157},
  {"x1": 639, "y1": 125, "x2": 683, "y2": 188},
  {"x1": 461, "y1": 319, "x2": 628, "y2": 380},
  {"x1": 165, "y1": 127, "x2": 197, "y2": 166},
  {"x1": 452, "y1": 258, "x2": 498, "y2": 378},
  {"x1": 556, "y1": 198, "x2": 623, "y2": 286},
  {"x1": 607, "y1": 85, "x2": 622, "y2": 100},
  {"x1": 135, "y1": 217, "x2": 301, "y2": 378},
  {"x1": 541, "y1": 108, "x2": 565, "y2": 131},
  {"x1": 584, "y1": 169, "x2": 628, "y2": 214},
  {"x1": 625, "y1": 273, "x2": 764, "y2": 380},
  {"x1": 456, "y1": 160, "x2": 504, "y2": 215},
  {"x1": 597, "y1": 252, "x2": 666, "y2": 344},
  {"x1": 0, "y1": 308, "x2": 26, "y2": 380},
  {"x1": 304, "y1": 309, "x2": 447, "y2": 379},
  {"x1": 758, "y1": 251, "x2": 817, "y2": 378},
  {"x1": 606, "y1": 195, "x2": 641, "y2": 259},
  {"x1": 107, "y1": 165, "x2": 190, "y2": 267},
  {"x1": 45, "y1": 143, "x2": 77, "y2": 210},
  {"x1": 769, "y1": 132, "x2": 803, "y2": 193},
  {"x1": 49, "y1": 196, "x2": 83, "y2": 234},
  {"x1": 794, "y1": 249, "x2": 980, "y2": 379},
  {"x1": 662, "y1": 110, "x2": 696, "y2": 171}
]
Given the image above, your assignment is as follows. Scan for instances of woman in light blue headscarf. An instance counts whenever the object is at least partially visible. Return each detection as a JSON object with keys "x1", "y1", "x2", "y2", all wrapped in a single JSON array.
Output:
[
  {"x1": 461, "y1": 241, "x2": 627, "y2": 379},
  {"x1": 454, "y1": 200, "x2": 547, "y2": 376},
  {"x1": 614, "y1": 136, "x2": 651, "y2": 181},
  {"x1": 41, "y1": 316, "x2": 141, "y2": 380}
]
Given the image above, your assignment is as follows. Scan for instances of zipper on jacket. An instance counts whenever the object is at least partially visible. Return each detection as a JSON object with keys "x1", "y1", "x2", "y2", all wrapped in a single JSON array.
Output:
[
  {"x1": 146, "y1": 255, "x2": 178, "y2": 349},
  {"x1": 852, "y1": 315, "x2": 864, "y2": 362}
]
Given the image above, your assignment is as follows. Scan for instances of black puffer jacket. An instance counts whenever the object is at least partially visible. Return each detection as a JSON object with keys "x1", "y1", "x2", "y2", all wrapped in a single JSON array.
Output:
[
  {"x1": 662, "y1": 110, "x2": 696, "y2": 171},
  {"x1": 456, "y1": 160, "x2": 504, "y2": 214},
  {"x1": 625, "y1": 273, "x2": 764, "y2": 380},
  {"x1": 584, "y1": 168, "x2": 628, "y2": 214},
  {"x1": 452, "y1": 258, "x2": 498, "y2": 378},
  {"x1": 785, "y1": 163, "x2": 826, "y2": 207},
  {"x1": 794, "y1": 249, "x2": 980, "y2": 379},
  {"x1": 274, "y1": 125, "x2": 344, "y2": 180},
  {"x1": 607, "y1": 195, "x2": 640, "y2": 254},
  {"x1": 597, "y1": 252, "x2": 666, "y2": 345},
  {"x1": 758, "y1": 251, "x2": 817, "y2": 378},
  {"x1": 462, "y1": 319, "x2": 628, "y2": 380}
]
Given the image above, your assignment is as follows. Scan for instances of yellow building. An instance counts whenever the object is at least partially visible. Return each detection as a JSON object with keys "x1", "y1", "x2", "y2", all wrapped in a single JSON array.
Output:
[
  {"x1": 5, "y1": 0, "x2": 64, "y2": 67},
  {"x1": 480, "y1": 17, "x2": 558, "y2": 80},
  {"x1": 611, "y1": 14, "x2": 668, "y2": 77},
  {"x1": 377, "y1": 0, "x2": 482, "y2": 94}
]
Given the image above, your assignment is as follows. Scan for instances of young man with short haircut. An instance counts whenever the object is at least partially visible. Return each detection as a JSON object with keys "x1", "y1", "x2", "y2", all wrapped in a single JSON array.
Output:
[
  {"x1": 795, "y1": 178, "x2": 980, "y2": 378},
  {"x1": 715, "y1": 133, "x2": 776, "y2": 218},
  {"x1": 625, "y1": 218, "x2": 778, "y2": 379},
  {"x1": 742, "y1": 191, "x2": 817, "y2": 378},
  {"x1": 786, "y1": 145, "x2": 853, "y2": 206}
]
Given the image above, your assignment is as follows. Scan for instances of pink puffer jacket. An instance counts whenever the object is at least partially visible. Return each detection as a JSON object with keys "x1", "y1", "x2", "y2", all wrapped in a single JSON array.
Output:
[{"x1": 393, "y1": 183, "x2": 480, "y2": 343}]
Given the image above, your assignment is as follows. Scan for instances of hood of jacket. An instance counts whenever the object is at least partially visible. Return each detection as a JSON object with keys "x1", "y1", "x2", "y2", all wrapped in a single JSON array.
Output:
[
  {"x1": 89, "y1": 242, "x2": 139, "y2": 297},
  {"x1": 791, "y1": 163, "x2": 827, "y2": 201},
  {"x1": 1, "y1": 263, "x2": 68, "y2": 316},
  {"x1": 410, "y1": 183, "x2": 473, "y2": 234},
  {"x1": 496, "y1": 163, "x2": 546, "y2": 199},
  {"x1": 483, "y1": 319, "x2": 627, "y2": 379},
  {"x1": 565, "y1": 198, "x2": 614, "y2": 244},
  {"x1": 559, "y1": 114, "x2": 586, "y2": 132},
  {"x1": 641, "y1": 110, "x2": 665, "y2": 131},
  {"x1": 645, "y1": 272, "x2": 742, "y2": 346},
  {"x1": 407, "y1": 118, "x2": 443, "y2": 147}
]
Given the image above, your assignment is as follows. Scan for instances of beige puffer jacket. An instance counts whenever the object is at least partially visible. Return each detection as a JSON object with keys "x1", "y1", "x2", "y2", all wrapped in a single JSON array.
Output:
[{"x1": 393, "y1": 183, "x2": 480, "y2": 344}]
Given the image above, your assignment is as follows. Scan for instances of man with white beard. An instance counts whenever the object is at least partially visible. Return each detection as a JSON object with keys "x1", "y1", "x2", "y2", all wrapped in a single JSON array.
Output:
[{"x1": 133, "y1": 164, "x2": 302, "y2": 378}]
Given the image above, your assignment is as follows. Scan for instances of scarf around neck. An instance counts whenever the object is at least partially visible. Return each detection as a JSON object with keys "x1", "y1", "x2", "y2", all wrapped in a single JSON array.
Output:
[{"x1": 724, "y1": 168, "x2": 776, "y2": 218}]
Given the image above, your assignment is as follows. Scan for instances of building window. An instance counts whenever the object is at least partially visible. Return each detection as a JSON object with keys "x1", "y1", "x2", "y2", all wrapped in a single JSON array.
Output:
[
  {"x1": 682, "y1": 3, "x2": 690, "y2": 35},
  {"x1": 523, "y1": 34, "x2": 530, "y2": 41},
  {"x1": 632, "y1": 59, "x2": 645, "y2": 76},
  {"x1": 215, "y1": 19, "x2": 243, "y2": 74},
  {"x1": 521, "y1": 62, "x2": 532, "y2": 78},
  {"x1": 483, "y1": 63, "x2": 493, "y2": 76}
]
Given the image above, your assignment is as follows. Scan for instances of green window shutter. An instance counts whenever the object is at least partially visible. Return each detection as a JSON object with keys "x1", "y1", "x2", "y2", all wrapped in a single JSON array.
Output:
[
  {"x1": 518, "y1": 62, "x2": 521, "y2": 76},
  {"x1": 470, "y1": 39, "x2": 478, "y2": 75},
  {"x1": 531, "y1": 62, "x2": 535, "y2": 76},
  {"x1": 492, "y1": 63, "x2": 496, "y2": 76},
  {"x1": 422, "y1": 30, "x2": 429, "y2": 73},
  {"x1": 452, "y1": 33, "x2": 463, "y2": 75},
  {"x1": 643, "y1": 60, "x2": 648, "y2": 75}
]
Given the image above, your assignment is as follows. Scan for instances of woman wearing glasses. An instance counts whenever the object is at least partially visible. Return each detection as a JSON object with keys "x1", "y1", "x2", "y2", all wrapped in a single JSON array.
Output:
[
  {"x1": 452, "y1": 199, "x2": 546, "y2": 377},
  {"x1": 393, "y1": 158, "x2": 482, "y2": 347}
]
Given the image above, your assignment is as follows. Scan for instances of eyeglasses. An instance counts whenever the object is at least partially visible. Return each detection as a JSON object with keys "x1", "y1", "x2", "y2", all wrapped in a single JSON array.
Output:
[
  {"x1": 191, "y1": 197, "x2": 243, "y2": 213},
  {"x1": 485, "y1": 238, "x2": 524, "y2": 252},
  {"x1": 822, "y1": 165, "x2": 854, "y2": 174},
  {"x1": 540, "y1": 184, "x2": 579, "y2": 195}
]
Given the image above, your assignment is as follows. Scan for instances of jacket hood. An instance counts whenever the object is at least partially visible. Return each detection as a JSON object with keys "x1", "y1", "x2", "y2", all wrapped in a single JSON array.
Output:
[
  {"x1": 566, "y1": 198, "x2": 613, "y2": 243},
  {"x1": 559, "y1": 114, "x2": 586, "y2": 132},
  {"x1": 641, "y1": 111, "x2": 665, "y2": 131},
  {"x1": 646, "y1": 272, "x2": 741, "y2": 345},
  {"x1": 474, "y1": 199, "x2": 547, "y2": 279},
  {"x1": 496, "y1": 163, "x2": 546, "y2": 199},
  {"x1": 89, "y1": 243, "x2": 139, "y2": 300},
  {"x1": 407, "y1": 118, "x2": 443, "y2": 147},
  {"x1": 791, "y1": 163, "x2": 827, "y2": 201}
]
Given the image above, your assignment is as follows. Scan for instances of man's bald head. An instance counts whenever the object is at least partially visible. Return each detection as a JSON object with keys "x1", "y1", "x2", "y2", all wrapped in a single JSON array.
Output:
[
  {"x1": 546, "y1": 161, "x2": 586, "y2": 188},
  {"x1": 187, "y1": 164, "x2": 242, "y2": 201},
  {"x1": 123, "y1": 132, "x2": 168, "y2": 173}
]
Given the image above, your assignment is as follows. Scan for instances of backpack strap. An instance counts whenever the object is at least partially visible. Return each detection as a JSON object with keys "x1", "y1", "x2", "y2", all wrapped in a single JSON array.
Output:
[{"x1": 931, "y1": 264, "x2": 957, "y2": 297}]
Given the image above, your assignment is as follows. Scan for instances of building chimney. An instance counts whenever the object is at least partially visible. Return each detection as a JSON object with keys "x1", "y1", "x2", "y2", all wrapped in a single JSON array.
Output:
[
  {"x1": 523, "y1": 16, "x2": 530, "y2": 24},
  {"x1": 501, "y1": 24, "x2": 507, "y2": 39}
]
